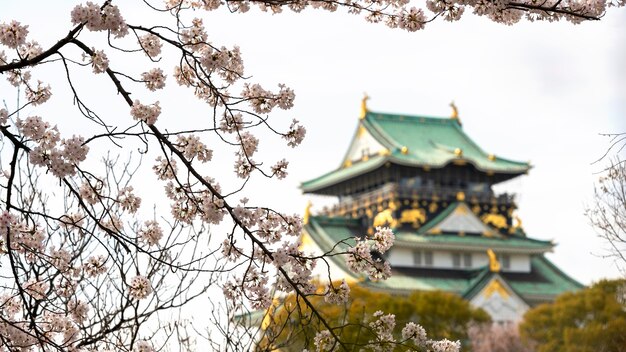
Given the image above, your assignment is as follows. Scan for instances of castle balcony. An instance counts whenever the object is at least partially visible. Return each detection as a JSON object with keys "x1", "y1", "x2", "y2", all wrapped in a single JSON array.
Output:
[{"x1": 322, "y1": 183, "x2": 516, "y2": 217}]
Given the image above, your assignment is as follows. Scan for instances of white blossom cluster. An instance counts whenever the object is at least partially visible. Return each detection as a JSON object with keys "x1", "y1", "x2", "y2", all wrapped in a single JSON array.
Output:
[
  {"x1": 91, "y1": 49, "x2": 109, "y2": 74},
  {"x1": 71, "y1": 1, "x2": 128, "y2": 37},
  {"x1": 177, "y1": 134, "x2": 213, "y2": 162},
  {"x1": 369, "y1": 311, "x2": 397, "y2": 351},
  {"x1": 324, "y1": 279, "x2": 351, "y2": 304},
  {"x1": 161, "y1": 0, "x2": 623, "y2": 29},
  {"x1": 0, "y1": 20, "x2": 28, "y2": 49},
  {"x1": 346, "y1": 227, "x2": 394, "y2": 280},
  {"x1": 130, "y1": 100, "x2": 161, "y2": 125},
  {"x1": 141, "y1": 68, "x2": 166, "y2": 91},
  {"x1": 17, "y1": 116, "x2": 89, "y2": 178},
  {"x1": 139, "y1": 220, "x2": 164, "y2": 246},
  {"x1": 128, "y1": 275, "x2": 153, "y2": 300},
  {"x1": 117, "y1": 186, "x2": 142, "y2": 214},
  {"x1": 139, "y1": 33, "x2": 162, "y2": 58}
]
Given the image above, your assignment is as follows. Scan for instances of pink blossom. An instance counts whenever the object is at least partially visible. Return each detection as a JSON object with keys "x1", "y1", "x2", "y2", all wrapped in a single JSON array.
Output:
[
  {"x1": 117, "y1": 186, "x2": 142, "y2": 213},
  {"x1": 0, "y1": 20, "x2": 28, "y2": 48},
  {"x1": 142, "y1": 68, "x2": 166, "y2": 91},
  {"x1": 25, "y1": 80, "x2": 51, "y2": 106},
  {"x1": 130, "y1": 100, "x2": 161, "y2": 125},
  {"x1": 128, "y1": 275, "x2": 152, "y2": 300},
  {"x1": 139, "y1": 220, "x2": 163, "y2": 246},
  {"x1": 139, "y1": 33, "x2": 162, "y2": 58},
  {"x1": 91, "y1": 49, "x2": 109, "y2": 73},
  {"x1": 83, "y1": 255, "x2": 107, "y2": 277},
  {"x1": 284, "y1": 119, "x2": 306, "y2": 147}
]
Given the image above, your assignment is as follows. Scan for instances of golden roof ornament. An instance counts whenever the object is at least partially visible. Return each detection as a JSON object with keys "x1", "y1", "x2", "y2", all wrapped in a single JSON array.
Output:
[
  {"x1": 303, "y1": 201, "x2": 312, "y2": 225},
  {"x1": 359, "y1": 93, "x2": 370, "y2": 119},
  {"x1": 487, "y1": 249, "x2": 501, "y2": 272},
  {"x1": 450, "y1": 101, "x2": 461, "y2": 125}
]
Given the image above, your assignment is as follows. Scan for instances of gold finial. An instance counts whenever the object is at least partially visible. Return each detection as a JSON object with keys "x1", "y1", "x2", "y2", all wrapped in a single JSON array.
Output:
[
  {"x1": 401, "y1": 146, "x2": 409, "y2": 154},
  {"x1": 454, "y1": 148, "x2": 463, "y2": 157},
  {"x1": 487, "y1": 249, "x2": 501, "y2": 272},
  {"x1": 456, "y1": 191, "x2": 465, "y2": 202},
  {"x1": 488, "y1": 154, "x2": 496, "y2": 161},
  {"x1": 360, "y1": 93, "x2": 370, "y2": 119},
  {"x1": 303, "y1": 201, "x2": 312, "y2": 225},
  {"x1": 450, "y1": 101, "x2": 460, "y2": 121}
]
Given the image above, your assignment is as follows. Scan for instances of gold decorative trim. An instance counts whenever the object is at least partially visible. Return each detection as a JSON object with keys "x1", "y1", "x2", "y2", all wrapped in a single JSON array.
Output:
[
  {"x1": 303, "y1": 201, "x2": 312, "y2": 225},
  {"x1": 454, "y1": 148, "x2": 463, "y2": 157},
  {"x1": 488, "y1": 153, "x2": 496, "y2": 161},
  {"x1": 379, "y1": 148, "x2": 391, "y2": 156},
  {"x1": 359, "y1": 93, "x2": 369, "y2": 119},
  {"x1": 483, "y1": 279, "x2": 510, "y2": 299},
  {"x1": 487, "y1": 249, "x2": 501, "y2": 272},
  {"x1": 401, "y1": 146, "x2": 409, "y2": 154}
]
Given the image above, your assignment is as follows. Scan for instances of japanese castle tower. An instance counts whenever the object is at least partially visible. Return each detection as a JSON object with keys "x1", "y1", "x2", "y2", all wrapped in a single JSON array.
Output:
[{"x1": 300, "y1": 98, "x2": 582, "y2": 322}]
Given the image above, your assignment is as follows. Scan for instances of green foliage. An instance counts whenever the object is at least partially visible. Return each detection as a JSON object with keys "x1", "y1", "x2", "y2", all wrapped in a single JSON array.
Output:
[
  {"x1": 520, "y1": 279, "x2": 626, "y2": 352},
  {"x1": 259, "y1": 282, "x2": 490, "y2": 351}
]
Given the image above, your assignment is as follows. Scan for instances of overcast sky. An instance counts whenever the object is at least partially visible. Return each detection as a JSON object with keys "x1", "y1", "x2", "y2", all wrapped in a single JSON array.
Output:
[{"x1": 3, "y1": 2, "x2": 625, "y2": 285}]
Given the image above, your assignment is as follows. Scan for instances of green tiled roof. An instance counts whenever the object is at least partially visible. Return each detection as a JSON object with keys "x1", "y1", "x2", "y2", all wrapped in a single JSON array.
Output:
[
  {"x1": 363, "y1": 112, "x2": 529, "y2": 172},
  {"x1": 507, "y1": 256, "x2": 583, "y2": 298},
  {"x1": 304, "y1": 215, "x2": 581, "y2": 302},
  {"x1": 301, "y1": 111, "x2": 530, "y2": 193},
  {"x1": 394, "y1": 232, "x2": 553, "y2": 253}
]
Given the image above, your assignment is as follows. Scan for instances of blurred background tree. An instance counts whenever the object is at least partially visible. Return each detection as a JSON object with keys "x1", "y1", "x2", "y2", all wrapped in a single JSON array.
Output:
[
  {"x1": 259, "y1": 282, "x2": 490, "y2": 351},
  {"x1": 520, "y1": 279, "x2": 626, "y2": 352}
]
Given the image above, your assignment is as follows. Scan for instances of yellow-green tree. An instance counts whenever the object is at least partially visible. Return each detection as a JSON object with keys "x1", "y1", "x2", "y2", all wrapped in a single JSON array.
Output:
[
  {"x1": 520, "y1": 279, "x2": 626, "y2": 352},
  {"x1": 258, "y1": 282, "x2": 490, "y2": 351}
]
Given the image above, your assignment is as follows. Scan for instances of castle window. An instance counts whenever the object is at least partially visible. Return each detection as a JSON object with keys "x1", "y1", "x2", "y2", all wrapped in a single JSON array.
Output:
[
  {"x1": 413, "y1": 250, "x2": 422, "y2": 266},
  {"x1": 463, "y1": 253, "x2": 472, "y2": 267},
  {"x1": 452, "y1": 253, "x2": 461, "y2": 268},
  {"x1": 501, "y1": 254, "x2": 510, "y2": 270},
  {"x1": 424, "y1": 251, "x2": 433, "y2": 266}
]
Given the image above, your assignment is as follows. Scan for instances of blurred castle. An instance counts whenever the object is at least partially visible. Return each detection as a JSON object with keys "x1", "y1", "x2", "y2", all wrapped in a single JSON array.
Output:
[{"x1": 300, "y1": 98, "x2": 581, "y2": 321}]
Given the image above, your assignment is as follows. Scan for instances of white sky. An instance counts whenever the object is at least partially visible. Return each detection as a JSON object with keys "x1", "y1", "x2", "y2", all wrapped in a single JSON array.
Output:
[{"x1": 2, "y1": 1, "x2": 626, "y2": 285}]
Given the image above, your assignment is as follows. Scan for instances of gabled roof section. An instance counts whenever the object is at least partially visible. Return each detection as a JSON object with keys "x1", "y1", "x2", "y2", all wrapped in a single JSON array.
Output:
[
  {"x1": 362, "y1": 111, "x2": 529, "y2": 173},
  {"x1": 419, "y1": 202, "x2": 499, "y2": 236},
  {"x1": 301, "y1": 111, "x2": 530, "y2": 193}
]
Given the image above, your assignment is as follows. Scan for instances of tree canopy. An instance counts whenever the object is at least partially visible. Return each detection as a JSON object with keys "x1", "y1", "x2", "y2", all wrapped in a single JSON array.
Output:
[
  {"x1": 520, "y1": 279, "x2": 626, "y2": 352},
  {"x1": 260, "y1": 282, "x2": 490, "y2": 351}
]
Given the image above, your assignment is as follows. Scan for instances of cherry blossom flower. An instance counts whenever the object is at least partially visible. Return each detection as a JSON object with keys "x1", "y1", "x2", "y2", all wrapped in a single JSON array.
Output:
[
  {"x1": 91, "y1": 49, "x2": 109, "y2": 73},
  {"x1": 24, "y1": 278, "x2": 48, "y2": 300},
  {"x1": 402, "y1": 322, "x2": 428, "y2": 347},
  {"x1": 324, "y1": 279, "x2": 350, "y2": 304},
  {"x1": 25, "y1": 80, "x2": 51, "y2": 106},
  {"x1": 138, "y1": 33, "x2": 162, "y2": 58},
  {"x1": 141, "y1": 68, "x2": 166, "y2": 91},
  {"x1": 430, "y1": 339, "x2": 461, "y2": 352},
  {"x1": 153, "y1": 156, "x2": 177, "y2": 180},
  {"x1": 372, "y1": 226, "x2": 395, "y2": 253},
  {"x1": 0, "y1": 20, "x2": 28, "y2": 48},
  {"x1": 271, "y1": 159, "x2": 289, "y2": 179},
  {"x1": 284, "y1": 119, "x2": 306, "y2": 147},
  {"x1": 314, "y1": 330, "x2": 335, "y2": 352},
  {"x1": 128, "y1": 275, "x2": 152, "y2": 300},
  {"x1": 70, "y1": 2, "x2": 128, "y2": 38},
  {"x1": 139, "y1": 220, "x2": 163, "y2": 246},
  {"x1": 83, "y1": 255, "x2": 107, "y2": 277},
  {"x1": 134, "y1": 340, "x2": 155, "y2": 352},
  {"x1": 117, "y1": 186, "x2": 142, "y2": 213},
  {"x1": 130, "y1": 100, "x2": 161, "y2": 125}
]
